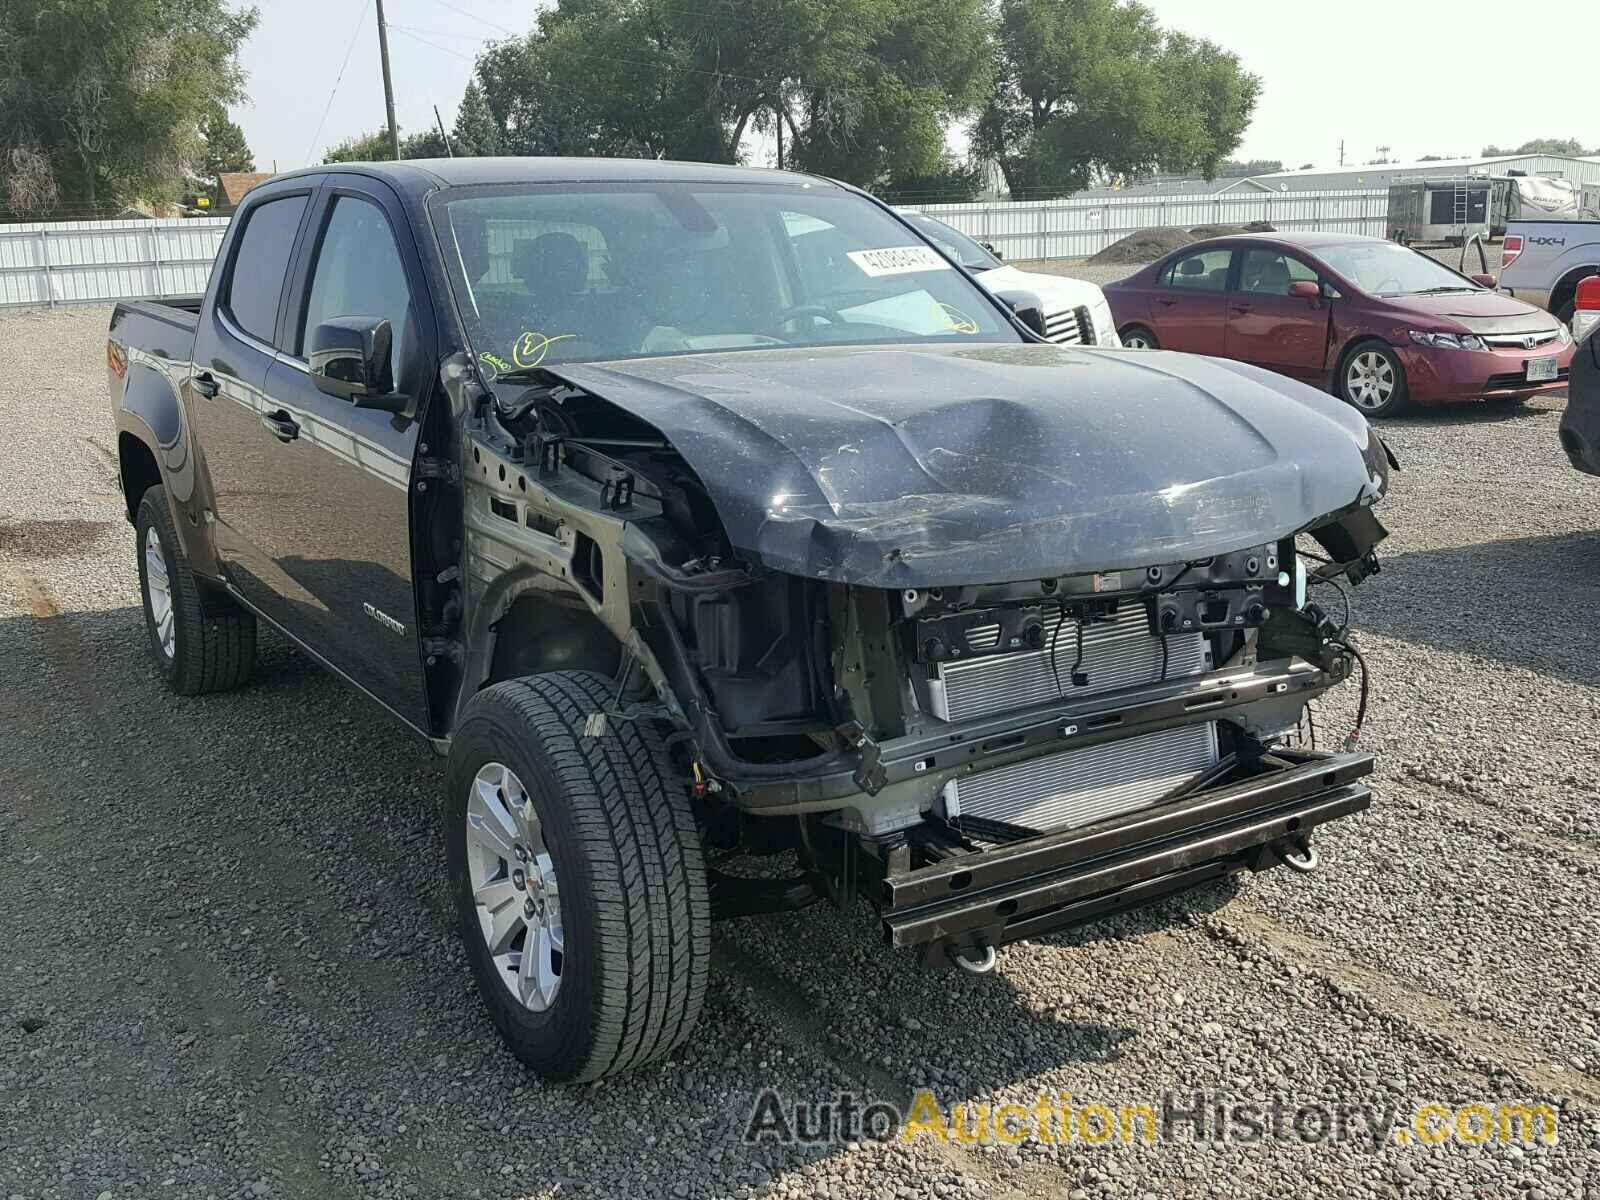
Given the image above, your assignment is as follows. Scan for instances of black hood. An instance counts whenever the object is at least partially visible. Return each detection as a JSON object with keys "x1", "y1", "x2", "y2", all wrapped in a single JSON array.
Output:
[{"x1": 551, "y1": 344, "x2": 1388, "y2": 587}]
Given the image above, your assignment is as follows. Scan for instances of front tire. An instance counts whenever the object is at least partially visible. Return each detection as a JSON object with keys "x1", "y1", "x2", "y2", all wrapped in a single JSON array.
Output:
[
  {"x1": 135, "y1": 485, "x2": 256, "y2": 695},
  {"x1": 1337, "y1": 342, "x2": 1410, "y2": 417},
  {"x1": 446, "y1": 672, "x2": 711, "y2": 1082}
]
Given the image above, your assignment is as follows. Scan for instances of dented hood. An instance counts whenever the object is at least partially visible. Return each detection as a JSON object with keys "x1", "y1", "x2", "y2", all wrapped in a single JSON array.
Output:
[{"x1": 551, "y1": 344, "x2": 1389, "y2": 587}]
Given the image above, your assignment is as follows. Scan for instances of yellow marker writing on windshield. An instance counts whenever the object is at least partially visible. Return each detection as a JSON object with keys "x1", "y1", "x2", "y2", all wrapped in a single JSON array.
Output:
[
  {"x1": 938, "y1": 304, "x2": 981, "y2": 335},
  {"x1": 512, "y1": 331, "x2": 576, "y2": 370}
]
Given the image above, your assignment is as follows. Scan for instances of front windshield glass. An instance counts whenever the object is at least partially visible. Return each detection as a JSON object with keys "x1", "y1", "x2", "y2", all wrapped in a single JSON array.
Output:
[
  {"x1": 431, "y1": 182, "x2": 1018, "y2": 374},
  {"x1": 1316, "y1": 241, "x2": 1479, "y2": 298},
  {"x1": 903, "y1": 214, "x2": 1000, "y2": 270}
]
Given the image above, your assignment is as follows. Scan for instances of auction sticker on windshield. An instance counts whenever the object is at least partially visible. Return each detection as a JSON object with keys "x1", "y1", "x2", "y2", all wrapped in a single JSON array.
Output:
[{"x1": 848, "y1": 246, "x2": 952, "y2": 277}]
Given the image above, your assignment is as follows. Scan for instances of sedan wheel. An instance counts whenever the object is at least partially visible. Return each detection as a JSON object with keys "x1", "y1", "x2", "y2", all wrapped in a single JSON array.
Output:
[
  {"x1": 1121, "y1": 325, "x2": 1158, "y2": 350},
  {"x1": 1341, "y1": 346, "x2": 1408, "y2": 416},
  {"x1": 465, "y1": 761, "x2": 565, "y2": 1012}
]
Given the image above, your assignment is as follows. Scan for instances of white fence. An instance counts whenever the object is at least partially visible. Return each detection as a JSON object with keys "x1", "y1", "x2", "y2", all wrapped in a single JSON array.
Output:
[
  {"x1": 0, "y1": 188, "x2": 1390, "y2": 311},
  {"x1": 901, "y1": 188, "x2": 1390, "y2": 262},
  {"x1": 0, "y1": 217, "x2": 231, "y2": 309}
]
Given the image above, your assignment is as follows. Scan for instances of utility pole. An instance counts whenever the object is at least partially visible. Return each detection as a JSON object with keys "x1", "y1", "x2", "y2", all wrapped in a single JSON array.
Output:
[
  {"x1": 434, "y1": 105, "x2": 454, "y2": 157},
  {"x1": 375, "y1": 0, "x2": 401, "y2": 162},
  {"x1": 1339, "y1": 139, "x2": 1345, "y2": 167}
]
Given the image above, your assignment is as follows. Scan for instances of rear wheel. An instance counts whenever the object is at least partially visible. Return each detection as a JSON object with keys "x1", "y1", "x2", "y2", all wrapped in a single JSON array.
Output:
[
  {"x1": 446, "y1": 672, "x2": 711, "y2": 1081},
  {"x1": 1120, "y1": 325, "x2": 1159, "y2": 350},
  {"x1": 1338, "y1": 342, "x2": 1409, "y2": 417},
  {"x1": 135, "y1": 485, "x2": 256, "y2": 694}
]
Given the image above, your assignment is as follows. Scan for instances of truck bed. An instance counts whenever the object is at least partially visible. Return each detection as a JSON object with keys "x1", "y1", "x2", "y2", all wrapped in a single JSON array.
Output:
[{"x1": 108, "y1": 298, "x2": 202, "y2": 365}]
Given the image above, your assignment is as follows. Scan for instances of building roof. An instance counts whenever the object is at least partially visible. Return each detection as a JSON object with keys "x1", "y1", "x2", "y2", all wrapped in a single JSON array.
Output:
[{"x1": 218, "y1": 171, "x2": 276, "y2": 205}]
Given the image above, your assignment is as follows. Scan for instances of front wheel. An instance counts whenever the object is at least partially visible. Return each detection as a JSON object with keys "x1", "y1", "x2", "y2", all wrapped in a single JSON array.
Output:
[
  {"x1": 446, "y1": 672, "x2": 711, "y2": 1082},
  {"x1": 1120, "y1": 325, "x2": 1159, "y2": 350},
  {"x1": 1338, "y1": 342, "x2": 1410, "y2": 417}
]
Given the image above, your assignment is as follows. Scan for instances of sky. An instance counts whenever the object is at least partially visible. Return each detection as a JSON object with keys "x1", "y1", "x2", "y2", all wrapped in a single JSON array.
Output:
[{"x1": 231, "y1": 0, "x2": 1593, "y2": 176}]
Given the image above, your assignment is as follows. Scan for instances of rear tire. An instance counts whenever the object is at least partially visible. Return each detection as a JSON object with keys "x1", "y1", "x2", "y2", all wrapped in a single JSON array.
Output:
[
  {"x1": 135, "y1": 485, "x2": 256, "y2": 695},
  {"x1": 1120, "y1": 325, "x2": 1159, "y2": 350},
  {"x1": 446, "y1": 672, "x2": 711, "y2": 1082},
  {"x1": 1337, "y1": 341, "x2": 1410, "y2": 417}
]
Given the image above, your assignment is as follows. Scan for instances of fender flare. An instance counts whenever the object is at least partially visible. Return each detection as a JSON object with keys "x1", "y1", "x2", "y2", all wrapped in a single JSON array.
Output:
[{"x1": 115, "y1": 361, "x2": 222, "y2": 579}]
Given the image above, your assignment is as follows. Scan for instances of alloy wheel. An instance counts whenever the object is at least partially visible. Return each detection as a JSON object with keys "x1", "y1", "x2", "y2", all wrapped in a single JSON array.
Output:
[
  {"x1": 143, "y1": 526, "x2": 175, "y2": 660},
  {"x1": 465, "y1": 762, "x2": 564, "y2": 1011},
  {"x1": 1346, "y1": 351, "x2": 1396, "y2": 411},
  {"x1": 1123, "y1": 331, "x2": 1153, "y2": 350}
]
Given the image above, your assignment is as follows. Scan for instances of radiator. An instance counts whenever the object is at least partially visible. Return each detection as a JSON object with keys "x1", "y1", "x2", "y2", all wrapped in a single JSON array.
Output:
[{"x1": 928, "y1": 603, "x2": 1219, "y2": 834}]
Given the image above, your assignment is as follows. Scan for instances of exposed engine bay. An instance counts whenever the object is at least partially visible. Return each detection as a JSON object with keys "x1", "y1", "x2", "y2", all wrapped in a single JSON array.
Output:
[{"x1": 437, "y1": 343, "x2": 1388, "y2": 969}]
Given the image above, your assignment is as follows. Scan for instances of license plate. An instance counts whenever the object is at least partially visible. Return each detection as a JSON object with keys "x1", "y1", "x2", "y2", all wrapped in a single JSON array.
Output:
[{"x1": 1526, "y1": 356, "x2": 1558, "y2": 382}]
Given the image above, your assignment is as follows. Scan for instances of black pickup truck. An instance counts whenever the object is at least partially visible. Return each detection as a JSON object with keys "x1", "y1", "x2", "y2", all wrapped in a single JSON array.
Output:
[{"x1": 107, "y1": 158, "x2": 1389, "y2": 1082}]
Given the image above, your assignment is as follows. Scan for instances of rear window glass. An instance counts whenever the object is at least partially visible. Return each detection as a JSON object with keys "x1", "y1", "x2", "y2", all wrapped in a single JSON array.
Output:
[
  {"x1": 224, "y1": 194, "x2": 309, "y2": 345},
  {"x1": 1161, "y1": 248, "x2": 1232, "y2": 291}
]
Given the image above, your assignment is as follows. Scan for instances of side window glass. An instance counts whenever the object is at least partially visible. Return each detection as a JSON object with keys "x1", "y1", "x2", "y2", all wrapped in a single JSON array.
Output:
[
  {"x1": 1163, "y1": 248, "x2": 1233, "y2": 292},
  {"x1": 300, "y1": 196, "x2": 414, "y2": 386},
  {"x1": 1239, "y1": 249, "x2": 1317, "y2": 296},
  {"x1": 224, "y1": 194, "x2": 308, "y2": 346}
]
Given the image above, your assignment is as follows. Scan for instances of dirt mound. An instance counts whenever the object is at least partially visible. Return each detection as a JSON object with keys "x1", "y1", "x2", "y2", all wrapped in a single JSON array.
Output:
[
  {"x1": 1087, "y1": 227, "x2": 1195, "y2": 264},
  {"x1": 1188, "y1": 220, "x2": 1277, "y2": 239}
]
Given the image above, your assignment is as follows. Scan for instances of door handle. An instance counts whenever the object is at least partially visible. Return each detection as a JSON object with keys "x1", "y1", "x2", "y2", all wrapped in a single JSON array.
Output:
[
  {"x1": 1230, "y1": 304, "x2": 1252, "y2": 314},
  {"x1": 261, "y1": 410, "x2": 300, "y2": 443},
  {"x1": 192, "y1": 372, "x2": 220, "y2": 399},
  {"x1": 1155, "y1": 298, "x2": 1179, "y2": 307}
]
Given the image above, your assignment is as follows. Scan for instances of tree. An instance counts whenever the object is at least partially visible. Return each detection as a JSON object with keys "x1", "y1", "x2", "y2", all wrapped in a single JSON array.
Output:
[
  {"x1": 452, "y1": 82, "x2": 502, "y2": 156},
  {"x1": 199, "y1": 104, "x2": 254, "y2": 202},
  {"x1": 0, "y1": 0, "x2": 258, "y2": 214},
  {"x1": 1217, "y1": 158, "x2": 1282, "y2": 178},
  {"x1": 461, "y1": 0, "x2": 992, "y2": 192},
  {"x1": 974, "y1": 0, "x2": 1260, "y2": 198},
  {"x1": 1481, "y1": 137, "x2": 1593, "y2": 157},
  {"x1": 323, "y1": 128, "x2": 452, "y2": 164}
]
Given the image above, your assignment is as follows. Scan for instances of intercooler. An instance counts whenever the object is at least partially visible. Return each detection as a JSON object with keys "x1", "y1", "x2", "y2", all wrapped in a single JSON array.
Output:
[{"x1": 928, "y1": 603, "x2": 1218, "y2": 834}]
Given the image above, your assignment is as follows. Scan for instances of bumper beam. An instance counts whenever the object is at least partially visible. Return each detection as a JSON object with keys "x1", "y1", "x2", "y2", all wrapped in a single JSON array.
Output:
[{"x1": 879, "y1": 749, "x2": 1373, "y2": 959}]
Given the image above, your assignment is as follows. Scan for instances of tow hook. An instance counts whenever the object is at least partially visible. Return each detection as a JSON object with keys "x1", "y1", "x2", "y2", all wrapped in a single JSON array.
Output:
[
  {"x1": 1274, "y1": 837, "x2": 1320, "y2": 874},
  {"x1": 952, "y1": 945, "x2": 998, "y2": 975}
]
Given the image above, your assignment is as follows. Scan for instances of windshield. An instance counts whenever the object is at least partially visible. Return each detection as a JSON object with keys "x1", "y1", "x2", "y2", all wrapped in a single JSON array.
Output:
[
  {"x1": 1316, "y1": 241, "x2": 1480, "y2": 298},
  {"x1": 430, "y1": 183, "x2": 1018, "y2": 374},
  {"x1": 902, "y1": 214, "x2": 1000, "y2": 271}
]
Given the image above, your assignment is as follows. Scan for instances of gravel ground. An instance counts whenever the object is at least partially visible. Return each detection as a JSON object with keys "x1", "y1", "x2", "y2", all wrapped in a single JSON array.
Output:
[{"x1": 4, "y1": 306, "x2": 1600, "y2": 1200}]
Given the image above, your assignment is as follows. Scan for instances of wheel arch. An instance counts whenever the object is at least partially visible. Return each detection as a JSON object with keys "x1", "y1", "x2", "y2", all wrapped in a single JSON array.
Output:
[{"x1": 1550, "y1": 264, "x2": 1599, "y2": 320}]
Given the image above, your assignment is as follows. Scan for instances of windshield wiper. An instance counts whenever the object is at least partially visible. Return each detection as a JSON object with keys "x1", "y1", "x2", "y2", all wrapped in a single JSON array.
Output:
[{"x1": 1412, "y1": 286, "x2": 1477, "y2": 295}]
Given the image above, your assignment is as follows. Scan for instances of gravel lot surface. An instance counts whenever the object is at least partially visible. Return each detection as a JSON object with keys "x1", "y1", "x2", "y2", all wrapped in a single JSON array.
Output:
[{"x1": 4, "y1": 304, "x2": 1600, "y2": 1200}]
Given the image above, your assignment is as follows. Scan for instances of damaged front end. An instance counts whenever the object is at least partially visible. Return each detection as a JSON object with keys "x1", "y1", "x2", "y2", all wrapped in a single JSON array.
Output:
[{"x1": 443, "y1": 345, "x2": 1389, "y2": 970}]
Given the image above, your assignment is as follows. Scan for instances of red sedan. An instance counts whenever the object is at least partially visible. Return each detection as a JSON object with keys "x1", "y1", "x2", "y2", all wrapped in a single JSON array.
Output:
[{"x1": 1102, "y1": 232, "x2": 1574, "y2": 417}]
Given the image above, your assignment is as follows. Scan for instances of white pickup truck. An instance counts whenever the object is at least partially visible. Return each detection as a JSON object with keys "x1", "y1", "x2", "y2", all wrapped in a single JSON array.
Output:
[{"x1": 1499, "y1": 217, "x2": 1600, "y2": 324}]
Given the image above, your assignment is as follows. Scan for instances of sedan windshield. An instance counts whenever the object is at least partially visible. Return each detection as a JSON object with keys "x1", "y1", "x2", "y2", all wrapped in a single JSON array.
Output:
[
  {"x1": 431, "y1": 183, "x2": 1018, "y2": 374},
  {"x1": 902, "y1": 213, "x2": 1001, "y2": 271},
  {"x1": 1316, "y1": 241, "x2": 1480, "y2": 298}
]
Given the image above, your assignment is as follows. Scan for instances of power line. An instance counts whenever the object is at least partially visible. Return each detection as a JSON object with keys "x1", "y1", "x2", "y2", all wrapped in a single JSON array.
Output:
[{"x1": 306, "y1": 0, "x2": 373, "y2": 166}]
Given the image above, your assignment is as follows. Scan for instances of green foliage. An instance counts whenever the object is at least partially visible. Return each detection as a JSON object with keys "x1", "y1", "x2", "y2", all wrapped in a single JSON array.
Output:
[
  {"x1": 1217, "y1": 158, "x2": 1282, "y2": 177},
  {"x1": 975, "y1": 0, "x2": 1259, "y2": 198},
  {"x1": 199, "y1": 104, "x2": 255, "y2": 200},
  {"x1": 452, "y1": 82, "x2": 502, "y2": 156},
  {"x1": 0, "y1": 0, "x2": 258, "y2": 214},
  {"x1": 323, "y1": 128, "x2": 451, "y2": 164},
  {"x1": 1481, "y1": 137, "x2": 1595, "y2": 157},
  {"x1": 460, "y1": 0, "x2": 991, "y2": 192}
]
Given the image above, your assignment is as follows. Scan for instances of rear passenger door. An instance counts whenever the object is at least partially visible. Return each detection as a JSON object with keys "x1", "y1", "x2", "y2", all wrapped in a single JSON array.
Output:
[
  {"x1": 188, "y1": 181, "x2": 318, "y2": 613},
  {"x1": 1149, "y1": 247, "x2": 1234, "y2": 355},
  {"x1": 256, "y1": 180, "x2": 435, "y2": 731}
]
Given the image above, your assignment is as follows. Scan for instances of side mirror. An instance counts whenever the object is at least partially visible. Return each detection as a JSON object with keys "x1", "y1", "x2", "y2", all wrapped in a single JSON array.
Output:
[
  {"x1": 1287, "y1": 280, "x2": 1321, "y2": 301},
  {"x1": 1471, "y1": 273, "x2": 1499, "y2": 290},
  {"x1": 982, "y1": 241, "x2": 1003, "y2": 261},
  {"x1": 993, "y1": 289, "x2": 1047, "y2": 338},
  {"x1": 309, "y1": 316, "x2": 406, "y2": 412}
]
